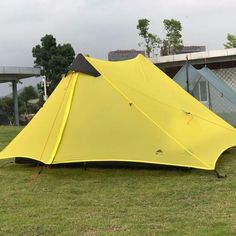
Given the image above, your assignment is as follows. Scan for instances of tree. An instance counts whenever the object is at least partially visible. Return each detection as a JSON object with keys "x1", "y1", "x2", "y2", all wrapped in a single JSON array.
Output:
[
  {"x1": 149, "y1": 34, "x2": 162, "y2": 57},
  {"x1": 224, "y1": 33, "x2": 236, "y2": 48},
  {"x1": 137, "y1": 19, "x2": 161, "y2": 57},
  {"x1": 18, "y1": 86, "x2": 38, "y2": 114},
  {"x1": 160, "y1": 39, "x2": 169, "y2": 57},
  {"x1": 161, "y1": 19, "x2": 183, "y2": 56},
  {"x1": 32, "y1": 34, "x2": 75, "y2": 95},
  {"x1": 0, "y1": 97, "x2": 14, "y2": 123}
]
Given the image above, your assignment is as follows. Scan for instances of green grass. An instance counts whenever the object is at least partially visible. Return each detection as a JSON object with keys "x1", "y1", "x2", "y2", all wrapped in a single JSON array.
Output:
[{"x1": 0, "y1": 126, "x2": 236, "y2": 235}]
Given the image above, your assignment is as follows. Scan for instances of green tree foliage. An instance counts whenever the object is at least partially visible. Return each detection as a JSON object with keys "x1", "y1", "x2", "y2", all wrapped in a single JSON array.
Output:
[
  {"x1": 160, "y1": 39, "x2": 169, "y2": 57},
  {"x1": 137, "y1": 19, "x2": 161, "y2": 57},
  {"x1": 32, "y1": 34, "x2": 75, "y2": 95},
  {"x1": 224, "y1": 33, "x2": 236, "y2": 48},
  {"x1": 18, "y1": 86, "x2": 39, "y2": 114},
  {"x1": 161, "y1": 19, "x2": 183, "y2": 56},
  {"x1": 0, "y1": 86, "x2": 40, "y2": 124},
  {"x1": 19, "y1": 86, "x2": 38, "y2": 104},
  {"x1": 0, "y1": 97, "x2": 14, "y2": 123}
]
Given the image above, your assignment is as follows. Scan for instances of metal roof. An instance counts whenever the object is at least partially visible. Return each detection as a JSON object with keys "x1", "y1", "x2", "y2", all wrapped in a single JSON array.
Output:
[
  {"x1": 0, "y1": 66, "x2": 41, "y2": 83},
  {"x1": 151, "y1": 48, "x2": 236, "y2": 68}
]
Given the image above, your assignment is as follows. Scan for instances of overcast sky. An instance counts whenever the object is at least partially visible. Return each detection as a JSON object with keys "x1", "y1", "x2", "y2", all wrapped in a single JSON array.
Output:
[{"x1": 0, "y1": 0, "x2": 236, "y2": 96}]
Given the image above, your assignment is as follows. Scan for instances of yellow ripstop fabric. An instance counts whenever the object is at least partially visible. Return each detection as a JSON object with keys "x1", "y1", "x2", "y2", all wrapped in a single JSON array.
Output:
[
  {"x1": 0, "y1": 73, "x2": 76, "y2": 164},
  {"x1": 54, "y1": 73, "x2": 206, "y2": 168},
  {"x1": 84, "y1": 55, "x2": 236, "y2": 169},
  {"x1": 0, "y1": 54, "x2": 236, "y2": 170}
]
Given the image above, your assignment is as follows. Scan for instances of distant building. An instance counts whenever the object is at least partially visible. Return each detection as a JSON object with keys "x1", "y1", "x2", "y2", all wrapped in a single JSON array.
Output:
[
  {"x1": 178, "y1": 45, "x2": 206, "y2": 54},
  {"x1": 108, "y1": 49, "x2": 145, "y2": 61},
  {"x1": 151, "y1": 48, "x2": 236, "y2": 87}
]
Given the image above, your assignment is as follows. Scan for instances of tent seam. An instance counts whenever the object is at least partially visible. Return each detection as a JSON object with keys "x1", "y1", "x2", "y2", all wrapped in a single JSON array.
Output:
[
  {"x1": 138, "y1": 58, "x2": 235, "y2": 132},
  {"x1": 49, "y1": 73, "x2": 79, "y2": 164},
  {"x1": 100, "y1": 72, "x2": 211, "y2": 169},
  {"x1": 39, "y1": 74, "x2": 73, "y2": 162}
]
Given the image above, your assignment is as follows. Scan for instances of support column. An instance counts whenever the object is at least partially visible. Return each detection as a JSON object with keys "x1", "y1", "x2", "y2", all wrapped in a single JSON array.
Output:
[{"x1": 12, "y1": 80, "x2": 19, "y2": 126}]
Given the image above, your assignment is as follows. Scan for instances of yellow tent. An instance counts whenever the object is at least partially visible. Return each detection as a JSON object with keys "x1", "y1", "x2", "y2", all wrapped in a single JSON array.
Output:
[{"x1": 0, "y1": 54, "x2": 236, "y2": 170}]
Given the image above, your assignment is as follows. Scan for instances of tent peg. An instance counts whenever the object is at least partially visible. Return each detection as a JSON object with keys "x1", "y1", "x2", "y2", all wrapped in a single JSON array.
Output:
[{"x1": 214, "y1": 169, "x2": 227, "y2": 179}]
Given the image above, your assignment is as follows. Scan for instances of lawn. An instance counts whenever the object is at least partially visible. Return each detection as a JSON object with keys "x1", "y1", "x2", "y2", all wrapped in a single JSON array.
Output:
[{"x1": 0, "y1": 126, "x2": 236, "y2": 235}]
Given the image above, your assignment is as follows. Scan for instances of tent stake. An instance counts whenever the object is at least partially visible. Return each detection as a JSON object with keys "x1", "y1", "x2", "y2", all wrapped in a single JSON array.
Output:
[
  {"x1": 214, "y1": 169, "x2": 227, "y2": 179},
  {"x1": 30, "y1": 165, "x2": 45, "y2": 190}
]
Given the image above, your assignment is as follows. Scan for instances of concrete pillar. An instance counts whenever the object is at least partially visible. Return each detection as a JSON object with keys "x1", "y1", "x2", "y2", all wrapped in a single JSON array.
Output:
[{"x1": 12, "y1": 80, "x2": 19, "y2": 126}]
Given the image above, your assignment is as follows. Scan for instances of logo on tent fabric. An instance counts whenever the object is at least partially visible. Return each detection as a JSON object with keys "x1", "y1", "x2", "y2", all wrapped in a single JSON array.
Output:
[{"x1": 155, "y1": 149, "x2": 163, "y2": 155}]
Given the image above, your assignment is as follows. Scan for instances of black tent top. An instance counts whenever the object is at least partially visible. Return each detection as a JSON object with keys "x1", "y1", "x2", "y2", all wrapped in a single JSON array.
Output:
[{"x1": 70, "y1": 54, "x2": 101, "y2": 77}]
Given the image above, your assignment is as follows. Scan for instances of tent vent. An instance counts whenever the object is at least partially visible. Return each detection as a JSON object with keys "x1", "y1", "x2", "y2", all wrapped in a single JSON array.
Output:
[{"x1": 70, "y1": 54, "x2": 101, "y2": 77}]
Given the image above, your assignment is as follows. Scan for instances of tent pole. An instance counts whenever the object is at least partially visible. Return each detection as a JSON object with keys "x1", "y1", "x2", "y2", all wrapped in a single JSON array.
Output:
[
  {"x1": 186, "y1": 55, "x2": 190, "y2": 93},
  {"x1": 207, "y1": 81, "x2": 213, "y2": 110}
]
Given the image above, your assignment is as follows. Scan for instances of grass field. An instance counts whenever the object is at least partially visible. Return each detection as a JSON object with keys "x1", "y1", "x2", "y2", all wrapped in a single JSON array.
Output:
[{"x1": 0, "y1": 126, "x2": 236, "y2": 235}]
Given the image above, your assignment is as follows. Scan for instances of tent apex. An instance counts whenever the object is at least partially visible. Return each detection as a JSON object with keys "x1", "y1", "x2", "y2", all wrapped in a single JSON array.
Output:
[{"x1": 70, "y1": 53, "x2": 101, "y2": 77}]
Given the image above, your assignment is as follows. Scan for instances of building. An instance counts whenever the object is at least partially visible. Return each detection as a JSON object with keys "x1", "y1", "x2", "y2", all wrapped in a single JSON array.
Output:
[
  {"x1": 152, "y1": 48, "x2": 236, "y2": 86},
  {"x1": 178, "y1": 45, "x2": 206, "y2": 54},
  {"x1": 108, "y1": 49, "x2": 145, "y2": 61}
]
